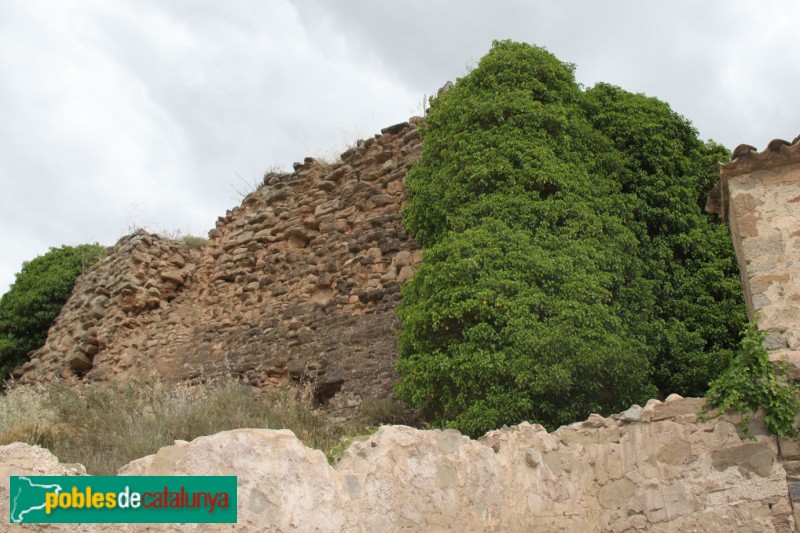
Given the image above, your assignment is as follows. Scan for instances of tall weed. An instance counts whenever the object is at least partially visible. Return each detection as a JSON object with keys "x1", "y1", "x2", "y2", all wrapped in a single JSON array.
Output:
[{"x1": 0, "y1": 379, "x2": 370, "y2": 475}]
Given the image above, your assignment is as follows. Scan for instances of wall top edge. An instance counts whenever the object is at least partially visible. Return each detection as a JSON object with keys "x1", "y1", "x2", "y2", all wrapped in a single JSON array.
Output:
[{"x1": 720, "y1": 135, "x2": 800, "y2": 178}]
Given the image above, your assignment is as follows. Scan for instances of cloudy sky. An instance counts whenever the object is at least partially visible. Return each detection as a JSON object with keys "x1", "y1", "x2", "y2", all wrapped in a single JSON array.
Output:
[{"x1": 1, "y1": 1, "x2": 798, "y2": 295}]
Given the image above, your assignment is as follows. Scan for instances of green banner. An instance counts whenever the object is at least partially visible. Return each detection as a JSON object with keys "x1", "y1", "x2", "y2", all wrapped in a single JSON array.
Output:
[{"x1": 8, "y1": 476, "x2": 237, "y2": 524}]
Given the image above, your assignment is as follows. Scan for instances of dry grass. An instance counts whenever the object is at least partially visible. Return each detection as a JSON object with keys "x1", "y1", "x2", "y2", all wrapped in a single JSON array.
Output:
[
  {"x1": 0, "y1": 379, "x2": 374, "y2": 475},
  {"x1": 180, "y1": 235, "x2": 209, "y2": 249}
]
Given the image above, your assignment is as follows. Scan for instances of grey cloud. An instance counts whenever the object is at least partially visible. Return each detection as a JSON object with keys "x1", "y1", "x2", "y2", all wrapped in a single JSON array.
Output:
[{"x1": 1, "y1": 0, "x2": 798, "y2": 295}]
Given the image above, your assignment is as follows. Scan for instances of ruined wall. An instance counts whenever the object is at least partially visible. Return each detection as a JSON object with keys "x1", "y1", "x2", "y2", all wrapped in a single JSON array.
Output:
[
  {"x1": 10, "y1": 121, "x2": 800, "y2": 531},
  {"x1": 15, "y1": 119, "x2": 424, "y2": 417},
  {"x1": 712, "y1": 136, "x2": 800, "y2": 374},
  {"x1": 2, "y1": 397, "x2": 798, "y2": 531}
]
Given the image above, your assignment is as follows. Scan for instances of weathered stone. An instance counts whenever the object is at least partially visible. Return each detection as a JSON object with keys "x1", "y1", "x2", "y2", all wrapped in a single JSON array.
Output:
[
  {"x1": 381, "y1": 122, "x2": 409, "y2": 135},
  {"x1": 397, "y1": 265, "x2": 414, "y2": 283},
  {"x1": 741, "y1": 233, "x2": 786, "y2": 260},
  {"x1": 68, "y1": 352, "x2": 92, "y2": 372},
  {"x1": 159, "y1": 269, "x2": 185, "y2": 285},
  {"x1": 436, "y1": 429, "x2": 465, "y2": 454},
  {"x1": 265, "y1": 188, "x2": 289, "y2": 204},
  {"x1": 317, "y1": 180, "x2": 337, "y2": 192},
  {"x1": 779, "y1": 437, "x2": 800, "y2": 461},
  {"x1": 524, "y1": 448, "x2": 542, "y2": 467},
  {"x1": 314, "y1": 199, "x2": 340, "y2": 216},
  {"x1": 283, "y1": 226, "x2": 307, "y2": 240},
  {"x1": 393, "y1": 250, "x2": 412, "y2": 267},
  {"x1": 764, "y1": 330, "x2": 789, "y2": 350},
  {"x1": 314, "y1": 369, "x2": 344, "y2": 401},
  {"x1": 657, "y1": 438, "x2": 695, "y2": 466},
  {"x1": 651, "y1": 397, "x2": 706, "y2": 421},
  {"x1": 620, "y1": 404, "x2": 642, "y2": 422},
  {"x1": 790, "y1": 481, "x2": 800, "y2": 501},
  {"x1": 370, "y1": 194, "x2": 394, "y2": 207},
  {"x1": 711, "y1": 442, "x2": 774, "y2": 477},
  {"x1": 286, "y1": 359, "x2": 306, "y2": 380},
  {"x1": 598, "y1": 478, "x2": 637, "y2": 509},
  {"x1": 4, "y1": 413, "x2": 774, "y2": 531},
  {"x1": 582, "y1": 413, "x2": 608, "y2": 428}
]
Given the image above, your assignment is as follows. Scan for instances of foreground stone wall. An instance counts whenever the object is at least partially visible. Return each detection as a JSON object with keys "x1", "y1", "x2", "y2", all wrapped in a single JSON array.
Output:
[
  {"x1": 1, "y1": 397, "x2": 796, "y2": 532},
  {"x1": 709, "y1": 135, "x2": 800, "y2": 525},
  {"x1": 712, "y1": 137, "x2": 800, "y2": 371},
  {"x1": 15, "y1": 119, "x2": 424, "y2": 418}
]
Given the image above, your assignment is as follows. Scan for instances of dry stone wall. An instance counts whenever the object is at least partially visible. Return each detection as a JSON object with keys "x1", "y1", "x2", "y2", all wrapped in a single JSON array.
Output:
[
  {"x1": 2, "y1": 397, "x2": 797, "y2": 532},
  {"x1": 15, "y1": 118, "x2": 425, "y2": 418}
]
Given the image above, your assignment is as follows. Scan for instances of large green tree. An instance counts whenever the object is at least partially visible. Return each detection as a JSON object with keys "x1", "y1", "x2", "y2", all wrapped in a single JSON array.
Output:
[
  {"x1": 0, "y1": 244, "x2": 105, "y2": 378},
  {"x1": 397, "y1": 41, "x2": 746, "y2": 436}
]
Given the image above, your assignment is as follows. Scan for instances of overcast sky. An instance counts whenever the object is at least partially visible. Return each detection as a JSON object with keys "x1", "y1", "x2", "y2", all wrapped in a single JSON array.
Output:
[{"x1": 1, "y1": 1, "x2": 798, "y2": 295}]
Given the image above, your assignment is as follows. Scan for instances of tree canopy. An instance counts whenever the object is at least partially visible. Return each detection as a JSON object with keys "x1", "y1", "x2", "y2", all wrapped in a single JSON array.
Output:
[
  {"x1": 397, "y1": 40, "x2": 746, "y2": 436},
  {"x1": 0, "y1": 244, "x2": 105, "y2": 379}
]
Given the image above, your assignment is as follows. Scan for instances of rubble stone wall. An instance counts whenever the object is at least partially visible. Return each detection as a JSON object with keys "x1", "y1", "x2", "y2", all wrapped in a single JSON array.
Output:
[
  {"x1": 15, "y1": 119, "x2": 424, "y2": 418},
  {"x1": 1, "y1": 397, "x2": 797, "y2": 531}
]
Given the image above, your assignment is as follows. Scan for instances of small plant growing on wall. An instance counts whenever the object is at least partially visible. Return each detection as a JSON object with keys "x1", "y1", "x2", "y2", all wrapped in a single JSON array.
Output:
[{"x1": 704, "y1": 321, "x2": 799, "y2": 437}]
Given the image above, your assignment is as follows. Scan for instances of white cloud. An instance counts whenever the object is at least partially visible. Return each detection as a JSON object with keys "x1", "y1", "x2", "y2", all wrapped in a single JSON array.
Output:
[{"x1": 1, "y1": 0, "x2": 799, "y2": 295}]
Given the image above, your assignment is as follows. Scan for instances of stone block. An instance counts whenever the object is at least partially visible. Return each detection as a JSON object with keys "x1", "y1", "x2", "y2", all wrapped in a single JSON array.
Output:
[
  {"x1": 381, "y1": 122, "x2": 409, "y2": 135},
  {"x1": 711, "y1": 442, "x2": 774, "y2": 477},
  {"x1": 598, "y1": 478, "x2": 637, "y2": 509},
  {"x1": 68, "y1": 352, "x2": 93, "y2": 373},
  {"x1": 779, "y1": 437, "x2": 800, "y2": 461},
  {"x1": 314, "y1": 199, "x2": 340, "y2": 216},
  {"x1": 651, "y1": 398, "x2": 706, "y2": 421},
  {"x1": 524, "y1": 448, "x2": 542, "y2": 467}
]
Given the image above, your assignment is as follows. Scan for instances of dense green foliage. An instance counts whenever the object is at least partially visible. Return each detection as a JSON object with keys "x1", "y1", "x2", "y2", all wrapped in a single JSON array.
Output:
[
  {"x1": 397, "y1": 41, "x2": 747, "y2": 436},
  {"x1": 0, "y1": 244, "x2": 105, "y2": 378},
  {"x1": 705, "y1": 323, "x2": 799, "y2": 437}
]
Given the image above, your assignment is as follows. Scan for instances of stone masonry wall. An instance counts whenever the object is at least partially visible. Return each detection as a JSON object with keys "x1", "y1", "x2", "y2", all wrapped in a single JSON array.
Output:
[
  {"x1": 14, "y1": 118, "x2": 424, "y2": 419},
  {"x1": 712, "y1": 137, "x2": 800, "y2": 372},
  {"x1": 2, "y1": 397, "x2": 797, "y2": 531},
  {"x1": 710, "y1": 135, "x2": 800, "y2": 526}
]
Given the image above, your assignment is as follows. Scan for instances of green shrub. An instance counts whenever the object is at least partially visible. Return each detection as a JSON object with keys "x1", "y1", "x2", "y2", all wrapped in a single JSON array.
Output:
[
  {"x1": 397, "y1": 40, "x2": 746, "y2": 437},
  {"x1": 0, "y1": 244, "x2": 105, "y2": 378},
  {"x1": 704, "y1": 323, "x2": 799, "y2": 437},
  {"x1": 582, "y1": 84, "x2": 745, "y2": 396}
]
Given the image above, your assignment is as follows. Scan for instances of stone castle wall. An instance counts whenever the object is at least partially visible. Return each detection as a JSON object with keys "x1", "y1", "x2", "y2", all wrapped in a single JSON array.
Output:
[{"x1": 15, "y1": 119, "x2": 424, "y2": 418}]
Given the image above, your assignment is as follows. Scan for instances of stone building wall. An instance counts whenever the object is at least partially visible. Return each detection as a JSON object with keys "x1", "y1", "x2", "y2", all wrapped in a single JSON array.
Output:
[
  {"x1": 14, "y1": 118, "x2": 424, "y2": 418},
  {"x1": 711, "y1": 136, "x2": 800, "y2": 372},
  {"x1": 710, "y1": 135, "x2": 800, "y2": 526}
]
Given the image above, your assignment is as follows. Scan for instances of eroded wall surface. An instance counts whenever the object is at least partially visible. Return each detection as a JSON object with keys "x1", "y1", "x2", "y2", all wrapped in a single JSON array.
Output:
[
  {"x1": 15, "y1": 119, "x2": 424, "y2": 418},
  {"x1": 1, "y1": 397, "x2": 797, "y2": 532}
]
